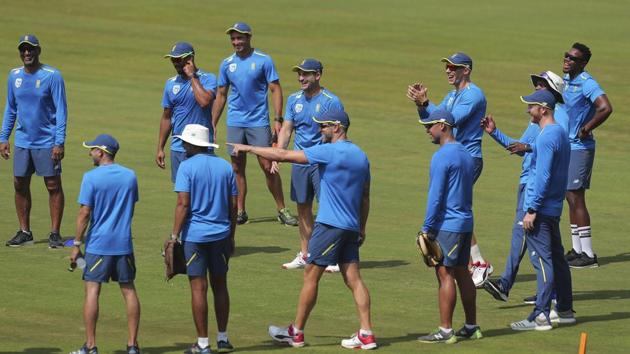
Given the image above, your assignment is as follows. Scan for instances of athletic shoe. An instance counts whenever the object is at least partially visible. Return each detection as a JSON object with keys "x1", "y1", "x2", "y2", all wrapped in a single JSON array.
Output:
[
  {"x1": 269, "y1": 324, "x2": 305, "y2": 347},
  {"x1": 569, "y1": 253, "x2": 599, "y2": 268},
  {"x1": 417, "y1": 328, "x2": 457, "y2": 344},
  {"x1": 184, "y1": 343, "x2": 211, "y2": 354},
  {"x1": 282, "y1": 252, "x2": 307, "y2": 269},
  {"x1": 550, "y1": 309, "x2": 577, "y2": 325},
  {"x1": 483, "y1": 278, "x2": 508, "y2": 302},
  {"x1": 454, "y1": 325, "x2": 483, "y2": 340},
  {"x1": 216, "y1": 339, "x2": 234, "y2": 353},
  {"x1": 325, "y1": 264, "x2": 340, "y2": 273},
  {"x1": 277, "y1": 208, "x2": 298, "y2": 226},
  {"x1": 69, "y1": 344, "x2": 98, "y2": 354},
  {"x1": 471, "y1": 262, "x2": 493, "y2": 288},
  {"x1": 341, "y1": 332, "x2": 377, "y2": 350},
  {"x1": 48, "y1": 231, "x2": 64, "y2": 248},
  {"x1": 523, "y1": 294, "x2": 537, "y2": 304},
  {"x1": 126, "y1": 345, "x2": 140, "y2": 354},
  {"x1": 5, "y1": 230, "x2": 34, "y2": 247},
  {"x1": 510, "y1": 313, "x2": 553, "y2": 331},
  {"x1": 565, "y1": 249, "x2": 581, "y2": 262},
  {"x1": 236, "y1": 211, "x2": 248, "y2": 225}
]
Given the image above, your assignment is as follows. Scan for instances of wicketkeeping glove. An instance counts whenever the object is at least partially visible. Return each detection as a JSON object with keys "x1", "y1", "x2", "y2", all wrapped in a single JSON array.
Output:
[{"x1": 416, "y1": 231, "x2": 443, "y2": 267}]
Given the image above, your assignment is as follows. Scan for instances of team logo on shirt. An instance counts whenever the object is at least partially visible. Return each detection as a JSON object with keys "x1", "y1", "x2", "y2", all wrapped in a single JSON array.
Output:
[
  {"x1": 251, "y1": 63, "x2": 256, "y2": 70},
  {"x1": 36, "y1": 80, "x2": 41, "y2": 88},
  {"x1": 295, "y1": 104, "x2": 303, "y2": 113},
  {"x1": 15, "y1": 78, "x2": 22, "y2": 88},
  {"x1": 172, "y1": 85, "x2": 181, "y2": 94},
  {"x1": 229, "y1": 63, "x2": 237, "y2": 72},
  {"x1": 315, "y1": 103, "x2": 321, "y2": 113}
]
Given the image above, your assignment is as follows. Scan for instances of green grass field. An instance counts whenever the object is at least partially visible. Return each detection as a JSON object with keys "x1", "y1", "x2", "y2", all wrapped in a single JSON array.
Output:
[{"x1": 1, "y1": 1, "x2": 629, "y2": 353}]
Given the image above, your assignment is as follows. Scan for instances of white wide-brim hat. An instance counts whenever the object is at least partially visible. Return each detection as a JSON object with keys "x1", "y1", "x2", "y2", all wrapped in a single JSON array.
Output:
[{"x1": 173, "y1": 124, "x2": 219, "y2": 148}]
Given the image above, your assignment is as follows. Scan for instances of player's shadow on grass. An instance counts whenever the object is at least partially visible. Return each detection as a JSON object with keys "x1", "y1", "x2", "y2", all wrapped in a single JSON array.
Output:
[
  {"x1": 112, "y1": 343, "x2": 193, "y2": 353},
  {"x1": 234, "y1": 245, "x2": 290, "y2": 257},
  {"x1": 0, "y1": 348, "x2": 62, "y2": 353},
  {"x1": 247, "y1": 216, "x2": 279, "y2": 224},
  {"x1": 513, "y1": 274, "x2": 537, "y2": 283},
  {"x1": 598, "y1": 252, "x2": 630, "y2": 266},
  {"x1": 573, "y1": 289, "x2": 630, "y2": 301},
  {"x1": 372, "y1": 333, "x2": 419, "y2": 347},
  {"x1": 361, "y1": 260, "x2": 410, "y2": 269}
]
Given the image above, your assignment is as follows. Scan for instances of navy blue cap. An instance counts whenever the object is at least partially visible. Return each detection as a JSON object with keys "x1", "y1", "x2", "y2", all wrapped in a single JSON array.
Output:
[
  {"x1": 225, "y1": 22, "x2": 252, "y2": 35},
  {"x1": 520, "y1": 90, "x2": 557, "y2": 110},
  {"x1": 164, "y1": 42, "x2": 194, "y2": 58},
  {"x1": 83, "y1": 134, "x2": 120, "y2": 155},
  {"x1": 18, "y1": 34, "x2": 39, "y2": 48},
  {"x1": 292, "y1": 58, "x2": 323, "y2": 73},
  {"x1": 441, "y1": 52, "x2": 473, "y2": 70},
  {"x1": 312, "y1": 109, "x2": 350, "y2": 127},
  {"x1": 419, "y1": 109, "x2": 455, "y2": 126}
]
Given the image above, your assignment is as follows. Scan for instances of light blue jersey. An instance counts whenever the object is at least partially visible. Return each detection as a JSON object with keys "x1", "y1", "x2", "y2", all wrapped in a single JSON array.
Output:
[
  {"x1": 78, "y1": 164, "x2": 138, "y2": 256},
  {"x1": 422, "y1": 142, "x2": 474, "y2": 234},
  {"x1": 420, "y1": 83, "x2": 486, "y2": 158},
  {"x1": 162, "y1": 70, "x2": 217, "y2": 152},
  {"x1": 524, "y1": 124, "x2": 570, "y2": 217},
  {"x1": 304, "y1": 140, "x2": 370, "y2": 232},
  {"x1": 563, "y1": 71, "x2": 605, "y2": 150},
  {"x1": 174, "y1": 153, "x2": 238, "y2": 243},
  {"x1": 285, "y1": 88, "x2": 344, "y2": 150},
  {"x1": 218, "y1": 50, "x2": 279, "y2": 127},
  {"x1": 490, "y1": 122, "x2": 540, "y2": 185},
  {"x1": 1, "y1": 65, "x2": 67, "y2": 148}
]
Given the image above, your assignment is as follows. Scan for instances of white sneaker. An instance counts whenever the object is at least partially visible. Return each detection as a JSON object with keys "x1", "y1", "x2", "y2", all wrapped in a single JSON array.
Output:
[
  {"x1": 550, "y1": 308, "x2": 577, "y2": 325},
  {"x1": 269, "y1": 324, "x2": 305, "y2": 347},
  {"x1": 341, "y1": 332, "x2": 377, "y2": 350},
  {"x1": 471, "y1": 262, "x2": 493, "y2": 288},
  {"x1": 511, "y1": 313, "x2": 553, "y2": 331},
  {"x1": 325, "y1": 264, "x2": 340, "y2": 273},
  {"x1": 282, "y1": 252, "x2": 307, "y2": 269}
]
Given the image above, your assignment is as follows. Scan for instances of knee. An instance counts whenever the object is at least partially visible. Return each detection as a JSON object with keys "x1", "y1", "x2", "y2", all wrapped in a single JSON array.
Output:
[{"x1": 45, "y1": 178, "x2": 63, "y2": 193}]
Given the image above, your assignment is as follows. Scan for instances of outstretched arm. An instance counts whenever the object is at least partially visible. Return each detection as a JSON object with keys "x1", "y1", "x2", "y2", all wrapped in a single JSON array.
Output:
[{"x1": 227, "y1": 143, "x2": 308, "y2": 164}]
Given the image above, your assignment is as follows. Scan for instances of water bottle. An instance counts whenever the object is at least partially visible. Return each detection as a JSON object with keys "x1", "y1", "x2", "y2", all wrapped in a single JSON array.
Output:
[{"x1": 69, "y1": 253, "x2": 86, "y2": 272}]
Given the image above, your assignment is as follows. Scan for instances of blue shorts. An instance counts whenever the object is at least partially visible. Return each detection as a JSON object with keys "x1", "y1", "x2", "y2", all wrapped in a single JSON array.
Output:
[
  {"x1": 307, "y1": 222, "x2": 360, "y2": 266},
  {"x1": 472, "y1": 157, "x2": 483, "y2": 184},
  {"x1": 184, "y1": 238, "x2": 231, "y2": 277},
  {"x1": 83, "y1": 253, "x2": 136, "y2": 283},
  {"x1": 291, "y1": 164, "x2": 320, "y2": 204},
  {"x1": 226, "y1": 126, "x2": 271, "y2": 155},
  {"x1": 14, "y1": 147, "x2": 61, "y2": 177},
  {"x1": 567, "y1": 149, "x2": 594, "y2": 190},
  {"x1": 170, "y1": 150, "x2": 188, "y2": 183},
  {"x1": 436, "y1": 231, "x2": 472, "y2": 267}
]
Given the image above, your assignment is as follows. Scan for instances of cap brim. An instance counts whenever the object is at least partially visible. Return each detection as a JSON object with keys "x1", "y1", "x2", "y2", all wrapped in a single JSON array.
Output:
[
  {"x1": 292, "y1": 65, "x2": 319, "y2": 73},
  {"x1": 173, "y1": 135, "x2": 220, "y2": 149},
  {"x1": 520, "y1": 96, "x2": 553, "y2": 109},
  {"x1": 312, "y1": 116, "x2": 341, "y2": 125},
  {"x1": 529, "y1": 74, "x2": 565, "y2": 104},
  {"x1": 18, "y1": 41, "x2": 39, "y2": 48},
  {"x1": 82, "y1": 142, "x2": 116, "y2": 155},
  {"x1": 418, "y1": 119, "x2": 453, "y2": 126},
  {"x1": 164, "y1": 51, "x2": 194, "y2": 59},
  {"x1": 225, "y1": 27, "x2": 252, "y2": 35},
  {"x1": 440, "y1": 58, "x2": 469, "y2": 68}
]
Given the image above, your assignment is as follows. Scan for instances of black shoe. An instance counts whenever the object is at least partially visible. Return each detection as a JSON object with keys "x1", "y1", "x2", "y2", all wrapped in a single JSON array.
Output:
[
  {"x1": 236, "y1": 210, "x2": 248, "y2": 225},
  {"x1": 5, "y1": 230, "x2": 34, "y2": 247},
  {"x1": 483, "y1": 278, "x2": 508, "y2": 302},
  {"x1": 569, "y1": 253, "x2": 599, "y2": 268},
  {"x1": 565, "y1": 249, "x2": 581, "y2": 262},
  {"x1": 127, "y1": 345, "x2": 140, "y2": 354},
  {"x1": 48, "y1": 231, "x2": 64, "y2": 248},
  {"x1": 454, "y1": 324, "x2": 483, "y2": 340},
  {"x1": 216, "y1": 339, "x2": 234, "y2": 353},
  {"x1": 523, "y1": 294, "x2": 537, "y2": 305}
]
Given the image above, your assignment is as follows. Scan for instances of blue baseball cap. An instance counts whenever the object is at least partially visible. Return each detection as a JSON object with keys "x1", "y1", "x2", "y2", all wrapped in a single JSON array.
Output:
[
  {"x1": 312, "y1": 109, "x2": 350, "y2": 127},
  {"x1": 164, "y1": 42, "x2": 194, "y2": 58},
  {"x1": 83, "y1": 134, "x2": 120, "y2": 155},
  {"x1": 521, "y1": 89, "x2": 557, "y2": 110},
  {"x1": 18, "y1": 34, "x2": 39, "y2": 48},
  {"x1": 292, "y1": 58, "x2": 323, "y2": 73},
  {"x1": 441, "y1": 52, "x2": 473, "y2": 70},
  {"x1": 419, "y1": 109, "x2": 455, "y2": 126},
  {"x1": 225, "y1": 22, "x2": 252, "y2": 35}
]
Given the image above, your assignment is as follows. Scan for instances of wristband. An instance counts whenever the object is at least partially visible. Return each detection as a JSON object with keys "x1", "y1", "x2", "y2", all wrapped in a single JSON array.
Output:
[
  {"x1": 73, "y1": 240, "x2": 82, "y2": 247},
  {"x1": 274, "y1": 116, "x2": 284, "y2": 123}
]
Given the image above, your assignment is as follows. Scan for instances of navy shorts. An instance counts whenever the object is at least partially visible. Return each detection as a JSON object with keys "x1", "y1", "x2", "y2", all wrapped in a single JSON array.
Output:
[
  {"x1": 170, "y1": 150, "x2": 188, "y2": 183},
  {"x1": 184, "y1": 238, "x2": 231, "y2": 277},
  {"x1": 291, "y1": 164, "x2": 320, "y2": 204},
  {"x1": 226, "y1": 126, "x2": 271, "y2": 155},
  {"x1": 14, "y1": 147, "x2": 61, "y2": 177},
  {"x1": 307, "y1": 223, "x2": 360, "y2": 266},
  {"x1": 567, "y1": 149, "x2": 594, "y2": 190},
  {"x1": 83, "y1": 253, "x2": 136, "y2": 283},
  {"x1": 436, "y1": 231, "x2": 472, "y2": 267},
  {"x1": 472, "y1": 157, "x2": 483, "y2": 184}
]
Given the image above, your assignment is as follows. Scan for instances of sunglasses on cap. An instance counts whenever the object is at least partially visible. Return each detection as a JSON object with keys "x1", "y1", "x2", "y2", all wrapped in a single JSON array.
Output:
[{"x1": 564, "y1": 52, "x2": 584, "y2": 62}]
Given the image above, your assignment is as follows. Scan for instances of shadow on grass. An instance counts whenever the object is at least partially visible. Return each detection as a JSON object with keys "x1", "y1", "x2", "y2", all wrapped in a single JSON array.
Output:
[
  {"x1": 0, "y1": 348, "x2": 62, "y2": 354},
  {"x1": 234, "y1": 246, "x2": 290, "y2": 257},
  {"x1": 573, "y1": 289, "x2": 630, "y2": 301},
  {"x1": 598, "y1": 252, "x2": 630, "y2": 266},
  {"x1": 374, "y1": 333, "x2": 419, "y2": 347},
  {"x1": 246, "y1": 216, "x2": 280, "y2": 224},
  {"x1": 362, "y1": 260, "x2": 410, "y2": 269},
  {"x1": 112, "y1": 343, "x2": 189, "y2": 353},
  {"x1": 514, "y1": 274, "x2": 537, "y2": 283}
]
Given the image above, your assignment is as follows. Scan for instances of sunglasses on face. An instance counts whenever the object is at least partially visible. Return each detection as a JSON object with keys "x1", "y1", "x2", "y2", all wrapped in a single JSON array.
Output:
[
  {"x1": 319, "y1": 123, "x2": 335, "y2": 128},
  {"x1": 564, "y1": 52, "x2": 584, "y2": 62},
  {"x1": 445, "y1": 64, "x2": 463, "y2": 71}
]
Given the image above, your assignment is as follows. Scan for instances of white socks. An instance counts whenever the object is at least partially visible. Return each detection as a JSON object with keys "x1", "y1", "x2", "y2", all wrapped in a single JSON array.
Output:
[
  {"x1": 570, "y1": 224, "x2": 582, "y2": 253},
  {"x1": 578, "y1": 226, "x2": 594, "y2": 257},
  {"x1": 439, "y1": 326, "x2": 453, "y2": 333},
  {"x1": 360, "y1": 329, "x2": 373, "y2": 336},
  {"x1": 470, "y1": 244, "x2": 485, "y2": 264},
  {"x1": 197, "y1": 337, "x2": 209, "y2": 348}
]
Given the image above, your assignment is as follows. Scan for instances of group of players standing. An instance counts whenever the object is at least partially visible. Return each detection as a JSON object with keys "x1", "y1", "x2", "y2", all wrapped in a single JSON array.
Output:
[{"x1": 1, "y1": 22, "x2": 612, "y2": 353}]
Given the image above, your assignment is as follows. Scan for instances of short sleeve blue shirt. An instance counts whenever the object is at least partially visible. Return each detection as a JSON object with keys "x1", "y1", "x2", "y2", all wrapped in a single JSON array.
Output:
[
  {"x1": 78, "y1": 164, "x2": 138, "y2": 256},
  {"x1": 304, "y1": 140, "x2": 370, "y2": 232},
  {"x1": 218, "y1": 50, "x2": 279, "y2": 127},
  {"x1": 562, "y1": 72, "x2": 605, "y2": 150},
  {"x1": 1, "y1": 65, "x2": 68, "y2": 148},
  {"x1": 174, "y1": 153, "x2": 238, "y2": 243},
  {"x1": 162, "y1": 69, "x2": 217, "y2": 152}
]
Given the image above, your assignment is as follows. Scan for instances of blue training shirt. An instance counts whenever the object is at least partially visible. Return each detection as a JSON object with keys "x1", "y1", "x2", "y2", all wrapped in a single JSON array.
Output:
[
  {"x1": 422, "y1": 142, "x2": 474, "y2": 234},
  {"x1": 523, "y1": 124, "x2": 570, "y2": 217},
  {"x1": 78, "y1": 164, "x2": 138, "y2": 256},
  {"x1": 174, "y1": 153, "x2": 238, "y2": 243},
  {"x1": 420, "y1": 83, "x2": 486, "y2": 158},
  {"x1": 218, "y1": 50, "x2": 279, "y2": 127},
  {"x1": 563, "y1": 71, "x2": 605, "y2": 150},
  {"x1": 1, "y1": 65, "x2": 67, "y2": 148},
  {"x1": 285, "y1": 88, "x2": 344, "y2": 151},
  {"x1": 162, "y1": 69, "x2": 217, "y2": 152},
  {"x1": 304, "y1": 140, "x2": 370, "y2": 232},
  {"x1": 490, "y1": 122, "x2": 540, "y2": 185}
]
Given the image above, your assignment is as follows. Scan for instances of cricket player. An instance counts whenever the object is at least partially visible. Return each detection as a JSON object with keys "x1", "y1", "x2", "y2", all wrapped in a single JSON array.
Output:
[
  {"x1": 229, "y1": 109, "x2": 377, "y2": 350},
  {"x1": 171, "y1": 124, "x2": 237, "y2": 354},
  {"x1": 70, "y1": 134, "x2": 140, "y2": 354},
  {"x1": 212, "y1": 22, "x2": 297, "y2": 226},
  {"x1": 2, "y1": 34, "x2": 67, "y2": 248},
  {"x1": 156, "y1": 42, "x2": 217, "y2": 182}
]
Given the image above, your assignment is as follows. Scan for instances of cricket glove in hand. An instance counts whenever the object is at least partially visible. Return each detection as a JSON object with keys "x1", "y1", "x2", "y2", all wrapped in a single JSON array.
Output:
[{"x1": 416, "y1": 231, "x2": 443, "y2": 267}]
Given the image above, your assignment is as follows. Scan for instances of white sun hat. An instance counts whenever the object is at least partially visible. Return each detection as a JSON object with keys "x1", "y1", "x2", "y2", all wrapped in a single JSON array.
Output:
[{"x1": 173, "y1": 124, "x2": 219, "y2": 148}]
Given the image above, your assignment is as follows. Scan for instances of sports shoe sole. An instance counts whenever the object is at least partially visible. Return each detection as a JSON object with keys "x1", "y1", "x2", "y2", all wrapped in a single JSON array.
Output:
[
  {"x1": 569, "y1": 263, "x2": 599, "y2": 269},
  {"x1": 7, "y1": 240, "x2": 34, "y2": 247},
  {"x1": 483, "y1": 281, "x2": 508, "y2": 302},
  {"x1": 417, "y1": 337, "x2": 458, "y2": 344},
  {"x1": 277, "y1": 216, "x2": 298, "y2": 227},
  {"x1": 341, "y1": 342, "x2": 378, "y2": 350}
]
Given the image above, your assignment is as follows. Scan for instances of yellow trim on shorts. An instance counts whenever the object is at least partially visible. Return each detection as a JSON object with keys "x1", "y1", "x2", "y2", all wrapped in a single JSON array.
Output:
[
  {"x1": 321, "y1": 242, "x2": 337, "y2": 256},
  {"x1": 186, "y1": 252, "x2": 198, "y2": 267},
  {"x1": 447, "y1": 244, "x2": 458, "y2": 257},
  {"x1": 89, "y1": 258, "x2": 103, "y2": 272}
]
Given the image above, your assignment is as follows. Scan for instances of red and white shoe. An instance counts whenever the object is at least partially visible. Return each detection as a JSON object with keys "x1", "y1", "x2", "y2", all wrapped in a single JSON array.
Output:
[
  {"x1": 269, "y1": 324, "x2": 305, "y2": 348},
  {"x1": 471, "y1": 262, "x2": 494, "y2": 288},
  {"x1": 341, "y1": 332, "x2": 377, "y2": 350}
]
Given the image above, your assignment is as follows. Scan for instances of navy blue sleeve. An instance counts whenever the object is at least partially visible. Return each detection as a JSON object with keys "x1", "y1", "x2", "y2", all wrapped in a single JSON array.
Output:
[{"x1": 423, "y1": 154, "x2": 447, "y2": 233}]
